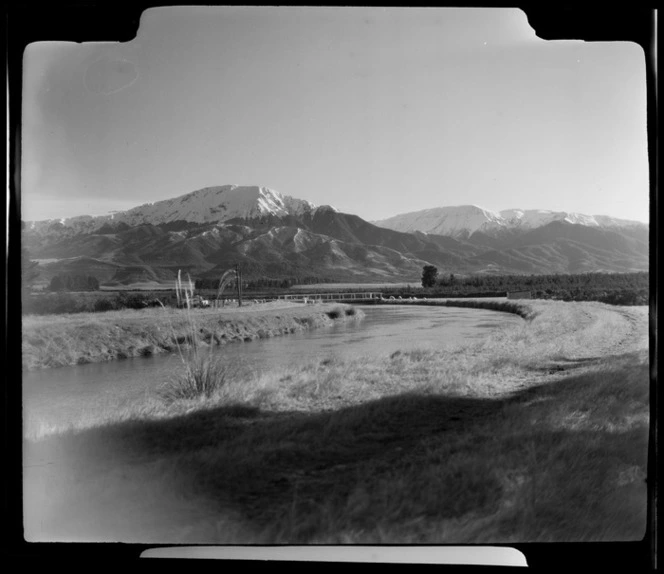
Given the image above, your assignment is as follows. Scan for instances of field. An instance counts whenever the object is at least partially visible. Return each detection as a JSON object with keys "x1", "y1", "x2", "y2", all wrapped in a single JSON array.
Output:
[{"x1": 23, "y1": 299, "x2": 650, "y2": 546}]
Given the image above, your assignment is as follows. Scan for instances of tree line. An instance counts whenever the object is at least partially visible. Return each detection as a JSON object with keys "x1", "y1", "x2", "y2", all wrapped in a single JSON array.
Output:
[
  {"x1": 48, "y1": 273, "x2": 100, "y2": 291},
  {"x1": 23, "y1": 291, "x2": 167, "y2": 315},
  {"x1": 195, "y1": 275, "x2": 332, "y2": 291},
  {"x1": 420, "y1": 267, "x2": 648, "y2": 305}
]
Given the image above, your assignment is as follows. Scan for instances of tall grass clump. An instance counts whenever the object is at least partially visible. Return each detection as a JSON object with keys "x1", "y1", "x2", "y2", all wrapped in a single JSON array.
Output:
[
  {"x1": 158, "y1": 354, "x2": 237, "y2": 402},
  {"x1": 157, "y1": 271, "x2": 233, "y2": 402}
]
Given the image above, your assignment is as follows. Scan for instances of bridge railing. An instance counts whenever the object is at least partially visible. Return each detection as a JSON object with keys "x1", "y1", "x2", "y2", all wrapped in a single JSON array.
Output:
[{"x1": 279, "y1": 292, "x2": 382, "y2": 302}]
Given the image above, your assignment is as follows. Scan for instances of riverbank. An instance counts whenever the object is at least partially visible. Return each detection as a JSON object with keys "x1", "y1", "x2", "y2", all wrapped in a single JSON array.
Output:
[
  {"x1": 23, "y1": 299, "x2": 650, "y2": 546},
  {"x1": 21, "y1": 301, "x2": 363, "y2": 371},
  {"x1": 378, "y1": 297, "x2": 537, "y2": 319}
]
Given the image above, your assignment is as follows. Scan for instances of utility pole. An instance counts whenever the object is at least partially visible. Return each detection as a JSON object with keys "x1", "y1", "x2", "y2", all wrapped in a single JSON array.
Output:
[{"x1": 236, "y1": 263, "x2": 242, "y2": 307}]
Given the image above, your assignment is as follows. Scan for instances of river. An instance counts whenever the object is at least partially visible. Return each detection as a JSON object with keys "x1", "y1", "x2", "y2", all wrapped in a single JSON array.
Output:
[{"x1": 23, "y1": 305, "x2": 523, "y2": 433}]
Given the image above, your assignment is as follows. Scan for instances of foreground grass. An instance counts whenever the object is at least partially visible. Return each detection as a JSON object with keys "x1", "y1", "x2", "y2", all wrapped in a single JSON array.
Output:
[{"x1": 23, "y1": 300, "x2": 649, "y2": 543}]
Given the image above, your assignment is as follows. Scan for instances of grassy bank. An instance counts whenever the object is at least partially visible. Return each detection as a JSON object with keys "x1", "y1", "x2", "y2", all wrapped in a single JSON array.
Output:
[
  {"x1": 23, "y1": 300, "x2": 650, "y2": 544},
  {"x1": 382, "y1": 297, "x2": 538, "y2": 320},
  {"x1": 22, "y1": 302, "x2": 363, "y2": 370}
]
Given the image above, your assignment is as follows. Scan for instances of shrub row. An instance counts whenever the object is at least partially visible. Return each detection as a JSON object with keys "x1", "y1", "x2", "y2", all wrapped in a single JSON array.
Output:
[{"x1": 22, "y1": 292, "x2": 171, "y2": 316}]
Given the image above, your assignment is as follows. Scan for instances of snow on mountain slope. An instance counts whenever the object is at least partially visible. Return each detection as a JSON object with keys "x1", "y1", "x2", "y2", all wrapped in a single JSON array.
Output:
[
  {"x1": 373, "y1": 205, "x2": 647, "y2": 237},
  {"x1": 499, "y1": 209, "x2": 601, "y2": 228},
  {"x1": 371, "y1": 205, "x2": 506, "y2": 237},
  {"x1": 592, "y1": 214, "x2": 649, "y2": 228},
  {"x1": 26, "y1": 184, "x2": 646, "y2": 243},
  {"x1": 27, "y1": 185, "x2": 334, "y2": 234}
]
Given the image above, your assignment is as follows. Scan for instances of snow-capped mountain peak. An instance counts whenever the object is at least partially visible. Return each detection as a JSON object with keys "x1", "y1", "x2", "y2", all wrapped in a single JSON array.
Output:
[
  {"x1": 26, "y1": 185, "x2": 331, "y2": 233},
  {"x1": 498, "y1": 208, "x2": 602, "y2": 228},
  {"x1": 372, "y1": 205, "x2": 646, "y2": 237},
  {"x1": 119, "y1": 185, "x2": 317, "y2": 225},
  {"x1": 371, "y1": 205, "x2": 506, "y2": 237}
]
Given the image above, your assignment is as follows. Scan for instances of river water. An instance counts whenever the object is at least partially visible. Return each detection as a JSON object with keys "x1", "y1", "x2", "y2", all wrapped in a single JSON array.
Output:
[{"x1": 23, "y1": 305, "x2": 522, "y2": 433}]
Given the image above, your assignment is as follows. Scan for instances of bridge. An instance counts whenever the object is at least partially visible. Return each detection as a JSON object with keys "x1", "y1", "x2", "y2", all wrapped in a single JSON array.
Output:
[{"x1": 279, "y1": 292, "x2": 382, "y2": 303}]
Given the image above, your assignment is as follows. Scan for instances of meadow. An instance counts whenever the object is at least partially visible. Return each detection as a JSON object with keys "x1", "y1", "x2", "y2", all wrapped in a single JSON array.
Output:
[{"x1": 23, "y1": 298, "x2": 650, "y2": 545}]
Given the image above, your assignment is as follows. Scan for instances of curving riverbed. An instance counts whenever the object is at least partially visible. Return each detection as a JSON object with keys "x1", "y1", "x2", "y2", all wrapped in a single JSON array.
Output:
[{"x1": 23, "y1": 305, "x2": 523, "y2": 433}]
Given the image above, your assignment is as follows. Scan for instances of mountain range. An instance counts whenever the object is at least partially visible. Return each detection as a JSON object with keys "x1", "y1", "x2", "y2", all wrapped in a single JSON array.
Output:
[
  {"x1": 23, "y1": 185, "x2": 649, "y2": 286},
  {"x1": 371, "y1": 205, "x2": 645, "y2": 238}
]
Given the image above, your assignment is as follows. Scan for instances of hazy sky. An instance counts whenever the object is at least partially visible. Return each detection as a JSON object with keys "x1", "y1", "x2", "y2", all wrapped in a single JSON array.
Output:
[{"x1": 21, "y1": 6, "x2": 649, "y2": 223}]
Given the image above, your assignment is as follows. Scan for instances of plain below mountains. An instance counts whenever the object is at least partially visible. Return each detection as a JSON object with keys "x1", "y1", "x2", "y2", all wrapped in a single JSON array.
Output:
[{"x1": 23, "y1": 186, "x2": 649, "y2": 286}]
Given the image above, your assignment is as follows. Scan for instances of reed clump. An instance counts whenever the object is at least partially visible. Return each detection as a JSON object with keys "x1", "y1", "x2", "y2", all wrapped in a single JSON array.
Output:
[
  {"x1": 157, "y1": 354, "x2": 238, "y2": 402},
  {"x1": 157, "y1": 271, "x2": 232, "y2": 401}
]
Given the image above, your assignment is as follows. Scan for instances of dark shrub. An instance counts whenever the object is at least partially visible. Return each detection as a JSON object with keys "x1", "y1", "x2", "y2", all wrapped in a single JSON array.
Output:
[
  {"x1": 48, "y1": 275, "x2": 65, "y2": 291},
  {"x1": 49, "y1": 273, "x2": 100, "y2": 291},
  {"x1": 118, "y1": 293, "x2": 150, "y2": 310},
  {"x1": 326, "y1": 308, "x2": 342, "y2": 319},
  {"x1": 421, "y1": 265, "x2": 438, "y2": 288},
  {"x1": 94, "y1": 297, "x2": 117, "y2": 312},
  {"x1": 44, "y1": 293, "x2": 83, "y2": 314}
]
